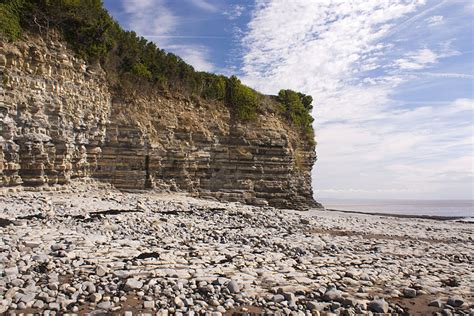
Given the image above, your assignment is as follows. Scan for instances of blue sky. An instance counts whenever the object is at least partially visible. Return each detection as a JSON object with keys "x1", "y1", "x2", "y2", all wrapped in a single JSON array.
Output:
[{"x1": 103, "y1": 0, "x2": 474, "y2": 200}]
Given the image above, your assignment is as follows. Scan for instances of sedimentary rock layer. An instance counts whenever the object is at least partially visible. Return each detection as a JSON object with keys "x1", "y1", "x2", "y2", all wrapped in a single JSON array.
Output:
[{"x1": 0, "y1": 34, "x2": 317, "y2": 209}]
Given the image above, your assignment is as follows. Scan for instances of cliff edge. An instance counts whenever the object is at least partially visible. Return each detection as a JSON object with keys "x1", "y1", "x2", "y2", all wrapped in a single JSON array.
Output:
[{"x1": 0, "y1": 1, "x2": 319, "y2": 210}]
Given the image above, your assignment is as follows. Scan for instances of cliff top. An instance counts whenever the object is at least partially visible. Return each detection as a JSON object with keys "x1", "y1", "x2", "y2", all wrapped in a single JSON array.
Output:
[{"x1": 0, "y1": 0, "x2": 315, "y2": 144}]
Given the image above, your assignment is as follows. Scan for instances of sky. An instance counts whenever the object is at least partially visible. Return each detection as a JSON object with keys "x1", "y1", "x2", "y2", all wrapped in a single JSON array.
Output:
[{"x1": 103, "y1": 0, "x2": 474, "y2": 200}]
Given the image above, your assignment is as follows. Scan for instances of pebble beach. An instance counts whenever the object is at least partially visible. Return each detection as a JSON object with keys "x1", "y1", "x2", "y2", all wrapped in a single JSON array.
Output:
[{"x1": 0, "y1": 181, "x2": 473, "y2": 315}]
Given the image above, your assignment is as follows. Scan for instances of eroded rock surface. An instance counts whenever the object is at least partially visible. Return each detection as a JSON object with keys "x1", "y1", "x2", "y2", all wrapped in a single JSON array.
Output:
[
  {"x1": 1, "y1": 34, "x2": 317, "y2": 210},
  {"x1": 0, "y1": 34, "x2": 110, "y2": 187}
]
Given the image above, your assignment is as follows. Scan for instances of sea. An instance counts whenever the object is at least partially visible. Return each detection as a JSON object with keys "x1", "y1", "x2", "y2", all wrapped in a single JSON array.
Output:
[{"x1": 317, "y1": 198, "x2": 474, "y2": 219}]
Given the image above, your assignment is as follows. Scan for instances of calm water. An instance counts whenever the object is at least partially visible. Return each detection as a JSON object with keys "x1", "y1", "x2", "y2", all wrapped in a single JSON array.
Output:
[{"x1": 318, "y1": 199, "x2": 474, "y2": 218}]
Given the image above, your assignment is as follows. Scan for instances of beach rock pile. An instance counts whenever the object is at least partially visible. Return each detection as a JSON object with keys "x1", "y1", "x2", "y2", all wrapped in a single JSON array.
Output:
[{"x1": 0, "y1": 185, "x2": 473, "y2": 315}]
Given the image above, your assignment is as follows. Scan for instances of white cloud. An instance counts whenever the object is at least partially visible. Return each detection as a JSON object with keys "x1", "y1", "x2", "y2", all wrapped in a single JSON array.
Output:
[
  {"x1": 395, "y1": 48, "x2": 438, "y2": 70},
  {"x1": 240, "y1": 0, "x2": 474, "y2": 199},
  {"x1": 118, "y1": 0, "x2": 216, "y2": 72},
  {"x1": 451, "y1": 98, "x2": 474, "y2": 112},
  {"x1": 425, "y1": 15, "x2": 444, "y2": 26},
  {"x1": 413, "y1": 72, "x2": 474, "y2": 79},
  {"x1": 121, "y1": 0, "x2": 177, "y2": 46},
  {"x1": 188, "y1": 0, "x2": 218, "y2": 12},
  {"x1": 313, "y1": 97, "x2": 474, "y2": 199},
  {"x1": 166, "y1": 45, "x2": 215, "y2": 72},
  {"x1": 223, "y1": 4, "x2": 246, "y2": 20},
  {"x1": 394, "y1": 42, "x2": 460, "y2": 70}
]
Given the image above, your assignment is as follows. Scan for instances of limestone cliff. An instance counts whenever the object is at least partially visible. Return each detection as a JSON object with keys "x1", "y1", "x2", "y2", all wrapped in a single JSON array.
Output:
[{"x1": 0, "y1": 34, "x2": 319, "y2": 210}]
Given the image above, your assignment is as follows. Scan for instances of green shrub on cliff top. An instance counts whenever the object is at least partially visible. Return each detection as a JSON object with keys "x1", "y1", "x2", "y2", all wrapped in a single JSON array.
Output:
[
  {"x1": 200, "y1": 73, "x2": 226, "y2": 101},
  {"x1": 277, "y1": 89, "x2": 315, "y2": 143},
  {"x1": 226, "y1": 76, "x2": 259, "y2": 121}
]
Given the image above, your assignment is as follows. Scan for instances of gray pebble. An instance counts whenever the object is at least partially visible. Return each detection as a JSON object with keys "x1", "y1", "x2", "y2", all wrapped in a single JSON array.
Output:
[
  {"x1": 227, "y1": 280, "x2": 240, "y2": 294},
  {"x1": 368, "y1": 299, "x2": 388, "y2": 313},
  {"x1": 403, "y1": 287, "x2": 416, "y2": 298}
]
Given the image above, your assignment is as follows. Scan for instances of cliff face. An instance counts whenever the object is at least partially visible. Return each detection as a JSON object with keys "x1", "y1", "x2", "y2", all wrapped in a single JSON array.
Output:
[
  {"x1": 0, "y1": 34, "x2": 318, "y2": 210},
  {"x1": 0, "y1": 35, "x2": 110, "y2": 187}
]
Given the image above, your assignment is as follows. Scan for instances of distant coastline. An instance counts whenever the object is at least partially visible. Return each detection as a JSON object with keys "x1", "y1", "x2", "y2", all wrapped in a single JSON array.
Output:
[
  {"x1": 322, "y1": 208, "x2": 471, "y2": 222},
  {"x1": 318, "y1": 198, "x2": 474, "y2": 218}
]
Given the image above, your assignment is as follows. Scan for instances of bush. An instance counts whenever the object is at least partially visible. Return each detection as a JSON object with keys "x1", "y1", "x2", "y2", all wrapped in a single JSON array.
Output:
[
  {"x1": 277, "y1": 89, "x2": 315, "y2": 143},
  {"x1": 131, "y1": 62, "x2": 152, "y2": 79},
  {"x1": 0, "y1": 0, "x2": 24, "y2": 40},
  {"x1": 200, "y1": 73, "x2": 226, "y2": 101},
  {"x1": 226, "y1": 76, "x2": 258, "y2": 121}
]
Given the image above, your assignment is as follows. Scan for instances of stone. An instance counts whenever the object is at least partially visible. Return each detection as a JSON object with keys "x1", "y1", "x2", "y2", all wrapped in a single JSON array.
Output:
[
  {"x1": 48, "y1": 283, "x2": 59, "y2": 291},
  {"x1": 51, "y1": 243, "x2": 66, "y2": 251},
  {"x1": 144, "y1": 300, "x2": 155, "y2": 309},
  {"x1": 20, "y1": 292, "x2": 37, "y2": 304},
  {"x1": 5, "y1": 287, "x2": 19, "y2": 299},
  {"x1": 446, "y1": 297, "x2": 463, "y2": 307},
  {"x1": 307, "y1": 301, "x2": 327, "y2": 311},
  {"x1": 125, "y1": 278, "x2": 144, "y2": 291},
  {"x1": 273, "y1": 294, "x2": 285, "y2": 303},
  {"x1": 48, "y1": 302, "x2": 60, "y2": 311},
  {"x1": 281, "y1": 291, "x2": 296, "y2": 302},
  {"x1": 403, "y1": 287, "x2": 417, "y2": 298},
  {"x1": 342, "y1": 298, "x2": 357, "y2": 307},
  {"x1": 25, "y1": 240, "x2": 42, "y2": 248},
  {"x1": 0, "y1": 305, "x2": 8, "y2": 314},
  {"x1": 5, "y1": 266, "x2": 19, "y2": 276},
  {"x1": 428, "y1": 299, "x2": 443, "y2": 308},
  {"x1": 96, "y1": 265, "x2": 107, "y2": 277},
  {"x1": 368, "y1": 299, "x2": 389, "y2": 313},
  {"x1": 323, "y1": 288, "x2": 342, "y2": 302},
  {"x1": 82, "y1": 281, "x2": 96, "y2": 293},
  {"x1": 227, "y1": 280, "x2": 240, "y2": 294},
  {"x1": 213, "y1": 277, "x2": 228, "y2": 286},
  {"x1": 33, "y1": 300, "x2": 45, "y2": 309},
  {"x1": 89, "y1": 293, "x2": 102, "y2": 303},
  {"x1": 32, "y1": 254, "x2": 49, "y2": 263},
  {"x1": 10, "y1": 279, "x2": 24, "y2": 287},
  {"x1": 174, "y1": 297, "x2": 185, "y2": 308},
  {"x1": 97, "y1": 301, "x2": 113, "y2": 310},
  {"x1": 331, "y1": 301, "x2": 341, "y2": 310}
]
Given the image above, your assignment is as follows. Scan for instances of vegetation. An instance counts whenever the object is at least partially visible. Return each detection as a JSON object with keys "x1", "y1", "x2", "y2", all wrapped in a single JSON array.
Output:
[
  {"x1": 225, "y1": 76, "x2": 258, "y2": 120},
  {"x1": 0, "y1": 0, "x2": 315, "y2": 138},
  {"x1": 0, "y1": 0, "x2": 23, "y2": 40},
  {"x1": 200, "y1": 74, "x2": 226, "y2": 101},
  {"x1": 277, "y1": 89, "x2": 315, "y2": 143}
]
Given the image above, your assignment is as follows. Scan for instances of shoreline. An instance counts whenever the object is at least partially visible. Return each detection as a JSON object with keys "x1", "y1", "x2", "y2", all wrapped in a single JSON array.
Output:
[
  {"x1": 0, "y1": 186, "x2": 473, "y2": 315},
  {"x1": 323, "y1": 208, "x2": 472, "y2": 222}
]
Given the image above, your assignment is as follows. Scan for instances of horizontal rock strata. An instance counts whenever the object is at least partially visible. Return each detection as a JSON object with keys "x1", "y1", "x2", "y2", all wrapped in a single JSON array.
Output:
[{"x1": 1, "y1": 34, "x2": 317, "y2": 209}]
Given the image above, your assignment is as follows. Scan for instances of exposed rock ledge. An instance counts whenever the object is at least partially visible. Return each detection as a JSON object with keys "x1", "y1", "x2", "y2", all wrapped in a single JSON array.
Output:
[{"x1": 0, "y1": 34, "x2": 319, "y2": 210}]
